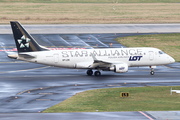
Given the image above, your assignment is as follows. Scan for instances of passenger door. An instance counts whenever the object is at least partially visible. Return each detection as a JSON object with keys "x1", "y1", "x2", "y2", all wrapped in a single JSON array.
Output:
[
  {"x1": 149, "y1": 51, "x2": 154, "y2": 61},
  {"x1": 54, "y1": 53, "x2": 59, "y2": 63}
]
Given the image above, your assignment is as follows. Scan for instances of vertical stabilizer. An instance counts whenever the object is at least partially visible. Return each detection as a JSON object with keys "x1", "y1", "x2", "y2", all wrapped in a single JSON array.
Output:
[{"x1": 10, "y1": 21, "x2": 49, "y2": 53}]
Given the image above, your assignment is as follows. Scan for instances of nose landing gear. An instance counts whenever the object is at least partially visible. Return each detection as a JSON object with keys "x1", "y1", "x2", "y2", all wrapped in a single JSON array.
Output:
[
  {"x1": 150, "y1": 70, "x2": 154, "y2": 75},
  {"x1": 149, "y1": 66, "x2": 156, "y2": 75}
]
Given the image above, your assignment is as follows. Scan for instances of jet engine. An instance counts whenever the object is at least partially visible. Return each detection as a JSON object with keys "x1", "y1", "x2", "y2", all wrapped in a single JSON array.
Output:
[{"x1": 108, "y1": 63, "x2": 128, "y2": 73}]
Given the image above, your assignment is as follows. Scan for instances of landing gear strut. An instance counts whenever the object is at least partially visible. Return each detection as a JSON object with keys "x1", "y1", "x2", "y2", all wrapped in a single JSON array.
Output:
[{"x1": 87, "y1": 69, "x2": 93, "y2": 76}]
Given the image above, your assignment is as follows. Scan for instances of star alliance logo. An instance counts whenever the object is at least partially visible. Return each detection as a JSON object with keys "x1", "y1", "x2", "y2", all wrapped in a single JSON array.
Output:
[{"x1": 18, "y1": 35, "x2": 31, "y2": 48}]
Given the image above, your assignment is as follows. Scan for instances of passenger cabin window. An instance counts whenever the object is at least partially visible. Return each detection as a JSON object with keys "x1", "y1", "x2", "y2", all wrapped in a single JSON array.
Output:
[{"x1": 159, "y1": 51, "x2": 165, "y2": 54}]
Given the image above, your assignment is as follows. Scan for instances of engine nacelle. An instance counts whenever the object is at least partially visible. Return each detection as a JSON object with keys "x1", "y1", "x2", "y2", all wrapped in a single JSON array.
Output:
[{"x1": 109, "y1": 63, "x2": 128, "y2": 73}]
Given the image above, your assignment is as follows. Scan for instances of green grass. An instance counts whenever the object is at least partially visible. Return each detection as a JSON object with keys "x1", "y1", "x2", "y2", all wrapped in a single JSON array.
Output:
[
  {"x1": 1, "y1": 0, "x2": 180, "y2": 3},
  {"x1": 115, "y1": 33, "x2": 180, "y2": 62},
  {"x1": 43, "y1": 86, "x2": 180, "y2": 112}
]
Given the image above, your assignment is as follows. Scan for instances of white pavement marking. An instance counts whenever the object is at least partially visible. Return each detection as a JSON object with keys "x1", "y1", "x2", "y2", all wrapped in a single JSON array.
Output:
[
  {"x1": 90, "y1": 35, "x2": 109, "y2": 47},
  {"x1": 0, "y1": 61, "x2": 28, "y2": 63},
  {"x1": 62, "y1": 35, "x2": 93, "y2": 48},
  {"x1": 0, "y1": 66, "x2": 50, "y2": 74},
  {"x1": 58, "y1": 35, "x2": 72, "y2": 46},
  {"x1": 75, "y1": 36, "x2": 92, "y2": 48},
  {"x1": 37, "y1": 35, "x2": 55, "y2": 46}
]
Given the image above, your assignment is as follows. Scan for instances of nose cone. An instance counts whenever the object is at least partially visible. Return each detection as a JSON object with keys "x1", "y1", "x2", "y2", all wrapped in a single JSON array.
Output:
[{"x1": 169, "y1": 56, "x2": 175, "y2": 63}]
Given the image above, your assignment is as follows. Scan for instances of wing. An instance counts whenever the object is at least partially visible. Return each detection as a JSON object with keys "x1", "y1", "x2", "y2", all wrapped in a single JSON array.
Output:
[{"x1": 89, "y1": 53, "x2": 124, "y2": 69}]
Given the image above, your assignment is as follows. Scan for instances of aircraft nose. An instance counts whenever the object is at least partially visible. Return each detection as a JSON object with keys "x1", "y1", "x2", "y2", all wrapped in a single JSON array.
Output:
[{"x1": 169, "y1": 56, "x2": 175, "y2": 63}]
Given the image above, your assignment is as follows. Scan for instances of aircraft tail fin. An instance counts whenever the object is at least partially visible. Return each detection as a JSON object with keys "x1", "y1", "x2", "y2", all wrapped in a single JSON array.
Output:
[{"x1": 10, "y1": 21, "x2": 49, "y2": 53}]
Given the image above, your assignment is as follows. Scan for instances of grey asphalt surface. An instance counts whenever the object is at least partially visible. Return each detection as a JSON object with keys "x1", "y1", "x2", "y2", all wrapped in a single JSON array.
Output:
[
  {"x1": 1, "y1": 24, "x2": 180, "y2": 34},
  {"x1": 0, "y1": 25, "x2": 180, "y2": 120},
  {"x1": 0, "y1": 112, "x2": 156, "y2": 120}
]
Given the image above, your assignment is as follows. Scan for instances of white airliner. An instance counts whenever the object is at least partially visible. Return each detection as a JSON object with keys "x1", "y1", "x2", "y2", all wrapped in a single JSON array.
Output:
[{"x1": 8, "y1": 21, "x2": 175, "y2": 76}]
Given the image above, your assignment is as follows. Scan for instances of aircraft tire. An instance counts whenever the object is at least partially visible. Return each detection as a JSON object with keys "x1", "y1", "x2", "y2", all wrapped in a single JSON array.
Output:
[
  {"x1": 87, "y1": 69, "x2": 93, "y2": 76},
  {"x1": 94, "y1": 71, "x2": 101, "y2": 76},
  {"x1": 150, "y1": 71, "x2": 154, "y2": 75}
]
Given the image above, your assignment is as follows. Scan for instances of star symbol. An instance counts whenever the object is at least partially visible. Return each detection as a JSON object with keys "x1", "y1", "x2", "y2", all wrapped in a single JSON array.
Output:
[{"x1": 18, "y1": 35, "x2": 31, "y2": 48}]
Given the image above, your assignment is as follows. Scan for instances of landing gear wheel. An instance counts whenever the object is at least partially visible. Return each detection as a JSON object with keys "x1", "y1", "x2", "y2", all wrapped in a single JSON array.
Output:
[
  {"x1": 150, "y1": 71, "x2": 154, "y2": 75},
  {"x1": 87, "y1": 69, "x2": 93, "y2": 76},
  {"x1": 150, "y1": 67, "x2": 154, "y2": 75},
  {"x1": 94, "y1": 71, "x2": 101, "y2": 76}
]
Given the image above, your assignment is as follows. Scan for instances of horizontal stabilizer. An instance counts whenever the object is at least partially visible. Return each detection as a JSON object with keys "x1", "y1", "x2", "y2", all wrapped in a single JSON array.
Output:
[{"x1": 8, "y1": 54, "x2": 18, "y2": 59}]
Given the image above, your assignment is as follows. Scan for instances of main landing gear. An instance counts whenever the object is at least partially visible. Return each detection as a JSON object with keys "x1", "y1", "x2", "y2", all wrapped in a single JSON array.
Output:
[
  {"x1": 94, "y1": 71, "x2": 101, "y2": 76},
  {"x1": 87, "y1": 69, "x2": 93, "y2": 76},
  {"x1": 87, "y1": 69, "x2": 101, "y2": 76}
]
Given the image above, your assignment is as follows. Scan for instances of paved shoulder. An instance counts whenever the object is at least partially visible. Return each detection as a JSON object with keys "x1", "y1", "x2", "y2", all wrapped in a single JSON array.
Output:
[
  {"x1": 1, "y1": 24, "x2": 180, "y2": 34},
  {"x1": 0, "y1": 112, "x2": 151, "y2": 120},
  {"x1": 148, "y1": 111, "x2": 180, "y2": 120}
]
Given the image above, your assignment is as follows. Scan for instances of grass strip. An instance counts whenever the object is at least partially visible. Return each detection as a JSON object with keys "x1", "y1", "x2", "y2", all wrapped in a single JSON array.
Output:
[
  {"x1": 1, "y1": 0, "x2": 180, "y2": 3},
  {"x1": 0, "y1": 3, "x2": 180, "y2": 24},
  {"x1": 43, "y1": 86, "x2": 180, "y2": 112}
]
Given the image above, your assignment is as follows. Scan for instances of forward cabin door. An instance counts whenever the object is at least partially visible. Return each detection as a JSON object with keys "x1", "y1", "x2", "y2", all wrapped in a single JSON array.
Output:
[
  {"x1": 54, "y1": 53, "x2": 59, "y2": 63},
  {"x1": 149, "y1": 51, "x2": 154, "y2": 61}
]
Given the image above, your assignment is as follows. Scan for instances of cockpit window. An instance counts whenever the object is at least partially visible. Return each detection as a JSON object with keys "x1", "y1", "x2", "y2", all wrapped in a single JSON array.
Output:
[{"x1": 159, "y1": 51, "x2": 165, "y2": 54}]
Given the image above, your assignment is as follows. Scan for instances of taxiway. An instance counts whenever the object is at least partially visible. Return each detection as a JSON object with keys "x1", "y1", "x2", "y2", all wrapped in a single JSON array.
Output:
[{"x1": 0, "y1": 24, "x2": 180, "y2": 120}]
